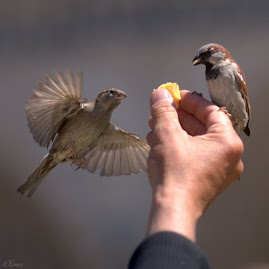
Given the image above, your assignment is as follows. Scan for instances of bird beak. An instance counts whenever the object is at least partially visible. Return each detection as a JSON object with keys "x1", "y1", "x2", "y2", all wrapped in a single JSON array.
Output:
[
  {"x1": 116, "y1": 91, "x2": 127, "y2": 100},
  {"x1": 192, "y1": 54, "x2": 204, "y2": 65}
]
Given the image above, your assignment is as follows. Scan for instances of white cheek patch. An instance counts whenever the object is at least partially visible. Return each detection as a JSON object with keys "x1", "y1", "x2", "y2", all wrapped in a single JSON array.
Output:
[{"x1": 209, "y1": 51, "x2": 225, "y2": 64}]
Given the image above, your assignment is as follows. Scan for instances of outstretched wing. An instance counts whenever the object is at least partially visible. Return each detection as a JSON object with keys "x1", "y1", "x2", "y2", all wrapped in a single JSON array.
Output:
[
  {"x1": 79, "y1": 123, "x2": 150, "y2": 176},
  {"x1": 25, "y1": 72, "x2": 87, "y2": 147}
]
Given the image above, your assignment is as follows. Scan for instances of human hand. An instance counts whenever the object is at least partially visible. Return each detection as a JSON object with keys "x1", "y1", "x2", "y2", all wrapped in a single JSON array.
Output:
[{"x1": 146, "y1": 88, "x2": 244, "y2": 241}]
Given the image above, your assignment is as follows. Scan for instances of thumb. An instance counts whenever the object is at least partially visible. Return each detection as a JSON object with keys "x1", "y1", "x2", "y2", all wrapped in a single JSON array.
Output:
[{"x1": 150, "y1": 88, "x2": 181, "y2": 128}]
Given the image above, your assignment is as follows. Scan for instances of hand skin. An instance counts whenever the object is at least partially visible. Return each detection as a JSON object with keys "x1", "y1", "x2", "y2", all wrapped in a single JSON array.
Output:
[{"x1": 146, "y1": 89, "x2": 244, "y2": 242}]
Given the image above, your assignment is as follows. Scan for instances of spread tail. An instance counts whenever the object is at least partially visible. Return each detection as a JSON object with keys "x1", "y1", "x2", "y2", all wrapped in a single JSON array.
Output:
[{"x1": 17, "y1": 154, "x2": 56, "y2": 197}]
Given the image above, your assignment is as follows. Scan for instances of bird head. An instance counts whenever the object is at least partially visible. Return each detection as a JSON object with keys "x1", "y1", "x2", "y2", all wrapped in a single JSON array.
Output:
[
  {"x1": 192, "y1": 43, "x2": 231, "y2": 66},
  {"x1": 95, "y1": 88, "x2": 127, "y2": 112}
]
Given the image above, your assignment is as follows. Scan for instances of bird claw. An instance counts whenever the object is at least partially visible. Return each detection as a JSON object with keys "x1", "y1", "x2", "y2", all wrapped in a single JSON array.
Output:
[
  {"x1": 218, "y1": 107, "x2": 232, "y2": 118},
  {"x1": 191, "y1": 91, "x2": 203, "y2": 97},
  {"x1": 62, "y1": 144, "x2": 77, "y2": 159},
  {"x1": 68, "y1": 158, "x2": 86, "y2": 170},
  {"x1": 64, "y1": 143, "x2": 86, "y2": 170},
  {"x1": 218, "y1": 107, "x2": 242, "y2": 134}
]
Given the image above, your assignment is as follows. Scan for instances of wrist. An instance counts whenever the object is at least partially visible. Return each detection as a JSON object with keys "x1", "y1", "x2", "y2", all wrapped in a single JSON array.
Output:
[{"x1": 146, "y1": 183, "x2": 201, "y2": 242}]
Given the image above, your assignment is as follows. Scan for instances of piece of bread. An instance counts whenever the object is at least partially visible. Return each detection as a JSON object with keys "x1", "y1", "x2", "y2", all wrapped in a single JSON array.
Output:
[{"x1": 157, "y1": 82, "x2": 181, "y2": 108}]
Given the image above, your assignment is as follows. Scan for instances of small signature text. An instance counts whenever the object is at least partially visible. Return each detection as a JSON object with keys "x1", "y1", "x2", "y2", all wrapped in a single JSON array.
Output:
[{"x1": 3, "y1": 260, "x2": 23, "y2": 268}]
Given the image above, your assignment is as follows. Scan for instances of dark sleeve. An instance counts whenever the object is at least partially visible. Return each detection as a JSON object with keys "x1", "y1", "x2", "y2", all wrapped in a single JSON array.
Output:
[{"x1": 128, "y1": 232, "x2": 211, "y2": 269}]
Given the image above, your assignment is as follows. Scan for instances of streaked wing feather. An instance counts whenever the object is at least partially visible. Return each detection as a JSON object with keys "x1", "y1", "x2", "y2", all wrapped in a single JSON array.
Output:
[
  {"x1": 46, "y1": 75, "x2": 66, "y2": 95},
  {"x1": 65, "y1": 72, "x2": 76, "y2": 96},
  {"x1": 234, "y1": 65, "x2": 250, "y2": 120},
  {"x1": 234, "y1": 66, "x2": 250, "y2": 135},
  {"x1": 74, "y1": 72, "x2": 83, "y2": 97},
  {"x1": 104, "y1": 147, "x2": 116, "y2": 176},
  {"x1": 120, "y1": 144, "x2": 131, "y2": 175},
  {"x1": 80, "y1": 124, "x2": 150, "y2": 176},
  {"x1": 25, "y1": 72, "x2": 86, "y2": 148},
  {"x1": 39, "y1": 82, "x2": 65, "y2": 98},
  {"x1": 127, "y1": 146, "x2": 140, "y2": 174},
  {"x1": 96, "y1": 151, "x2": 107, "y2": 174},
  {"x1": 112, "y1": 148, "x2": 121, "y2": 176},
  {"x1": 133, "y1": 146, "x2": 147, "y2": 171},
  {"x1": 88, "y1": 148, "x2": 104, "y2": 173},
  {"x1": 99, "y1": 151, "x2": 109, "y2": 176},
  {"x1": 55, "y1": 72, "x2": 71, "y2": 95}
]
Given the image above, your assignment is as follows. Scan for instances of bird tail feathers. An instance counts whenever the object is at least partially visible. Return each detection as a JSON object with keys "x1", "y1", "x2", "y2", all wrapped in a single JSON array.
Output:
[{"x1": 17, "y1": 154, "x2": 55, "y2": 197}]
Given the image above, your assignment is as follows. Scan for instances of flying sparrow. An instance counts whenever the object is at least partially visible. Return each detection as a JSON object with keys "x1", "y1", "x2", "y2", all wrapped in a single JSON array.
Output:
[
  {"x1": 192, "y1": 43, "x2": 250, "y2": 136},
  {"x1": 18, "y1": 72, "x2": 149, "y2": 197}
]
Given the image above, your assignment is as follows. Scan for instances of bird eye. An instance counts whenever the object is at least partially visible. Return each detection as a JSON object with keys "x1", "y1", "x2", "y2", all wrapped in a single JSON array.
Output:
[
  {"x1": 109, "y1": 90, "x2": 114, "y2": 95},
  {"x1": 204, "y1": 49, "x2": 213, "y2": 57}
]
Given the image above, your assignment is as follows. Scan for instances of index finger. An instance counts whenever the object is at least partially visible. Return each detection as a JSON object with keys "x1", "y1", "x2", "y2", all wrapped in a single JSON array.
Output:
[{"x1": 179, "y1": 90, "x2": 233, "y2": 131}]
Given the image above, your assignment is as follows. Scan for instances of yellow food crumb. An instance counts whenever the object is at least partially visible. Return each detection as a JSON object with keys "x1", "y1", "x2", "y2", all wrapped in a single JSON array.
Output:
[{"x1": 157, "y1": 82, "x2": 181, "y2": 108}]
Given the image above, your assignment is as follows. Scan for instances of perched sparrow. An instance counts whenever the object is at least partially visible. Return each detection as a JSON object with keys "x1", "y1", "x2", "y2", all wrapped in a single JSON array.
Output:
[
  {"x1": 18, "y1": 72, "x2": 149, "y2": 197},
  {"x1": 192, "y1": 43, "x2": 250, "y2": 136}
]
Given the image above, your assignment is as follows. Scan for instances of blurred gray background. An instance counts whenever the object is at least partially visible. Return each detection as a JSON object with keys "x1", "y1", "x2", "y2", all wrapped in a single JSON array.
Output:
[{"x1": 1, "y1": 1, "x2": 269, "y2": 268}]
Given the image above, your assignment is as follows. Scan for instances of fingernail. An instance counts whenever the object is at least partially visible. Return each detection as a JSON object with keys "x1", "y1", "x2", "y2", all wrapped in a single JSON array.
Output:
[{"x1": 151, "y1": 88, "x2": 174, "y2": 105}]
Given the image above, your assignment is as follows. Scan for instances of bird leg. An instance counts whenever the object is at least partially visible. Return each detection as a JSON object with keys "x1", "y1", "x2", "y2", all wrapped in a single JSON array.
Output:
[
  {"x1": 62, "y1": 144, "x2": 77, "y2": 159},
  {"x1": 66, "y1": 154, "x2": 86, "y2": 170},
  {"x1": 62, "y1": 144, "x2": 86, "y2": 170},
  {"x1": 191, "y1": 91, "x2": 203, "y2": 97},
  {"x1": 218, "y1": 107, "x2": 241, "y2": 134}
]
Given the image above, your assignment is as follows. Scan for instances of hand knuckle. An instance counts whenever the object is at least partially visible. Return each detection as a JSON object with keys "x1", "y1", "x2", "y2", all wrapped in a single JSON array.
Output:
[{"x1": 223, "y1": 134, "x2": 244, "y2": 159}]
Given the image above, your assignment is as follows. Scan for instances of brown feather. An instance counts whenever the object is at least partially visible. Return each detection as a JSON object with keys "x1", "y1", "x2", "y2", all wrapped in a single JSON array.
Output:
[
  {"x1": 234, "y1": 63, "x2": 251, "y2": 136},
  {"x1": 25, "y1": 72, "x2": 87, "y2": 147},
  {"x1": 79, "y1": 123, "x2": 149, "y2": 176}
]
